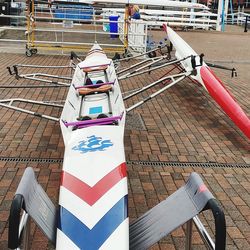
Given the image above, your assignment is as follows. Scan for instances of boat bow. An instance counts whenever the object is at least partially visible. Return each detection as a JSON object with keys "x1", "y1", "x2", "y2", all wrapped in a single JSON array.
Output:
[{"x1": 163, "y1": 24, "x2": 250, "y2": 139}]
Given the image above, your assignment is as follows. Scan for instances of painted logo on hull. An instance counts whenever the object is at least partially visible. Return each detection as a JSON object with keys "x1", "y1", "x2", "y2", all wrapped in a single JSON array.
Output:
[{"x1": 72, "y1": 135, "x2": 113, "y2": 153}]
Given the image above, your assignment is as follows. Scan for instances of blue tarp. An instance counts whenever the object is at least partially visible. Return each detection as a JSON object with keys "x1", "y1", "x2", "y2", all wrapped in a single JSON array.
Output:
[{"x1": 53, "y1": 5, "x2": 93, "y2": 20}]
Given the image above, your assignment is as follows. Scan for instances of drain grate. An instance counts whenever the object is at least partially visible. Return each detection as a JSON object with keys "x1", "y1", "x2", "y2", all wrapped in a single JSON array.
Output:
[
  {"x1": 127, "y1": 160, "x2": 250, "y2": 169},
  {"x1": 125, "y1": 113, "x2": 146, "y2": 130},
  {"x1": 0, "y1": 157, "x2": 63, "y2": 163},
  {"x1": 0, "y1": 157, "x2": 249, "y2": 168}
]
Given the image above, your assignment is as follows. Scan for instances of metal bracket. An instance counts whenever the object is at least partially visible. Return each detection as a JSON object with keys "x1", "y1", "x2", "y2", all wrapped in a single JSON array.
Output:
[
  {"x1": 7, "y1": 65, "x2": 19, "y2": 79},
  {"x1": 191, "y1": 53, "x2": 204, "y2": 69},
  {"x1": 70, "y1": 51, "x2": 82, "y2": 62}
]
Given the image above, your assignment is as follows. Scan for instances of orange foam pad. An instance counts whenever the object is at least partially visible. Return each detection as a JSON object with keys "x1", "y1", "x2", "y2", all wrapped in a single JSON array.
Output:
[{"x1": 78, "y1": 84, "x2": 112, "y2": 95}]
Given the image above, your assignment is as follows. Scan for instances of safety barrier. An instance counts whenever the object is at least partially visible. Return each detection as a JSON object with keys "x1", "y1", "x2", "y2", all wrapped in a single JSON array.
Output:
[
  {"x1": 103, "y1": 8, "x2": 218, "y2": 30},
  {"x1": 227, "y1": 11, "x2": 250, "y2": 25}
]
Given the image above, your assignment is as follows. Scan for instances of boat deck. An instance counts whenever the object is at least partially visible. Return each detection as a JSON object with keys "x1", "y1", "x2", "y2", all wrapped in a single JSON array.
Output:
[{"x1": 0, "y1": 25, "x2": 249, "y2": 249}]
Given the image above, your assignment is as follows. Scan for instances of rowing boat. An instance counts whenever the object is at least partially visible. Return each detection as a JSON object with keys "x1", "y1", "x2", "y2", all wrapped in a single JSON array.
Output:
[
  {"x1": 7, "y1": 33, "x2": 229, "y2": 250},
  {"x1": 93, "y1": 0, "x2": 209, "y2": 10},
  {"x1": 58, "y1": 43, "x2": 128, "y2": 249},
  {"x1": 65, "y1": 0, "x2": 209, "y2": 10},
  {"x1": 163, "y1": 25, "x2": 250, "y2": 139}
]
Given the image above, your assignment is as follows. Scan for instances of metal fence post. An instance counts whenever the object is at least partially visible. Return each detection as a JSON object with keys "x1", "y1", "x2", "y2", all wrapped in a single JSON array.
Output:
[
  {"x1": 185, "y1": 219, "x2": 193, "y2": 250},
  {"x1": 23, "y1": 215, "x2": 31, "y2": 250},
  {"x1": 244, "y1": 16, "x2": 248, "y2": 32}
]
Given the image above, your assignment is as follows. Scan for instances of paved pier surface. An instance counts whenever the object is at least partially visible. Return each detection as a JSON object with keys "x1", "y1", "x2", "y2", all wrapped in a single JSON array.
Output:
[{"x1": 0, "y1": 25, "x2": 249, "y2": 249}]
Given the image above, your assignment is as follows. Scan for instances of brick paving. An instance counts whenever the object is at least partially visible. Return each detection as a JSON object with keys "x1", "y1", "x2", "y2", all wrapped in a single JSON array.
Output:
[{"x1": 0, "y1": 25, "x2": 249, "y2": 249}]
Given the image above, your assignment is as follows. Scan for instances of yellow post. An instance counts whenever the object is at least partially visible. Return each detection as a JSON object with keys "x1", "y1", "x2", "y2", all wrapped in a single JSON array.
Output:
[
  {"x1": 124, "y1": 4, "x2": 129, "y2": 53},
  {"x1": 26, "y1": 0, "x2": 35, "y2": 50},
  {"x1": 31, "y1": 0, "x2": 35, "y2": 48},
  {"x1": 26, "y1": 0, "x2": 31, "y2": 49}
]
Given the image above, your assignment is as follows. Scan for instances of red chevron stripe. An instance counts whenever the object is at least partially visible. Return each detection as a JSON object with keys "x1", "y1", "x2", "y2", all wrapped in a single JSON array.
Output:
[{"x1": 61, "y1": 163, "x2": 127, "y2": 206}]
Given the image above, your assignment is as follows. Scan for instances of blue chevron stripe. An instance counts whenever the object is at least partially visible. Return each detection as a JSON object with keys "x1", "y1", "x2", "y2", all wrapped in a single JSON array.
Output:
[{"x1": 58, "y1": 195, "x2": 128, "y2": 249}]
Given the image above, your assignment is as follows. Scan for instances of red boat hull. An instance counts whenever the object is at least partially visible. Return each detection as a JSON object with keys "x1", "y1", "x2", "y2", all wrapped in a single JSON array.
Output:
[{"x1": 200, "y1": 66, "x2": 250, "y2": 139}]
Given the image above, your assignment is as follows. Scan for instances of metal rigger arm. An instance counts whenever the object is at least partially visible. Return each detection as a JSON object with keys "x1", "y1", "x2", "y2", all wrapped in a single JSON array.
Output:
[
  {"x1": 0, "y1": 99, "x2": 63, "y2": 121},
  {"x1": 125, "y1": 71, "x2": 191, "y2": 113},
  {"x1": 7, "y1": 64, "x2": 73, "y2": 86}
]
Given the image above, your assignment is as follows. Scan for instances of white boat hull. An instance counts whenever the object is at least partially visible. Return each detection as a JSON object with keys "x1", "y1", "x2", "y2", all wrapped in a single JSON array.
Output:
[{"x1": 58, "y1": 44, "x2": 129, "y2": 249}]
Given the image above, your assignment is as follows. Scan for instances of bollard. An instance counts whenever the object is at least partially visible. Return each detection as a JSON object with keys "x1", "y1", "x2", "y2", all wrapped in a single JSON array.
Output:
[{"x1": 244, "y1": 16, "x2": 248, "y2": 32}]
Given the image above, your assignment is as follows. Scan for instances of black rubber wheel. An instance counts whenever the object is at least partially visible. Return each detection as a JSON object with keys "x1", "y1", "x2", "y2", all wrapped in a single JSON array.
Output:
[
  {"x1": 97, "y1": 113, "x2": 108, "y2": 119},
  {"x1": 25, "y1": 49, "x2": 32, "y2": 57},
  {"x1": 31, "y1": 48, "x2": 37, "y2": 54},
  {"x1": 112, "y1": 52, "x2": 120, "y2": 60},
  {"x1": 77, "y1": 116, "x2": 92, "y2": 121}
]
